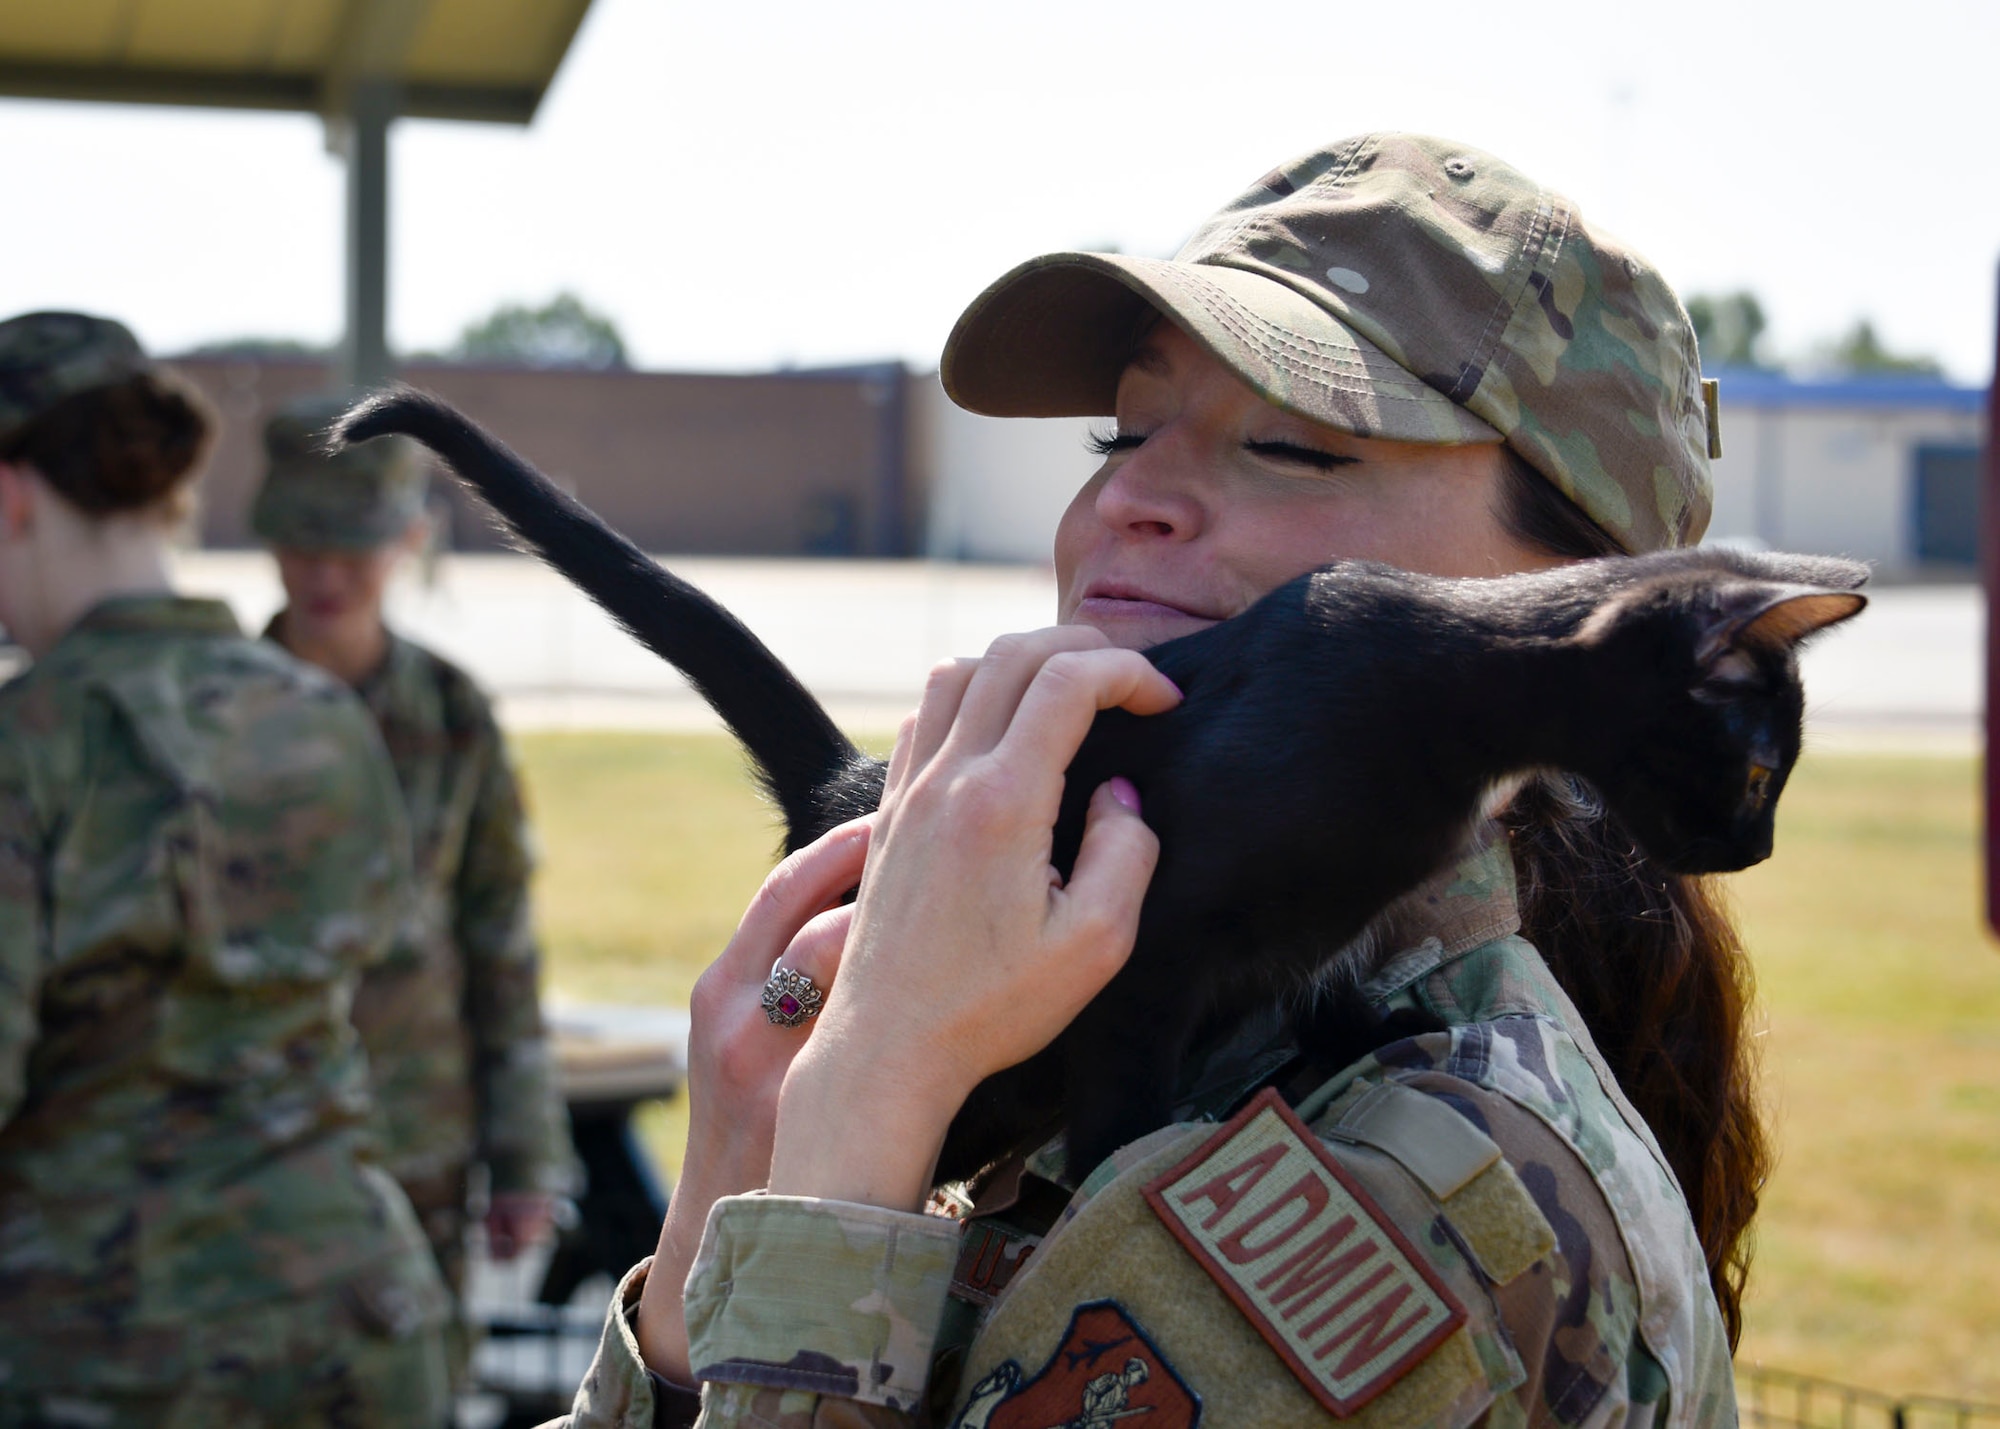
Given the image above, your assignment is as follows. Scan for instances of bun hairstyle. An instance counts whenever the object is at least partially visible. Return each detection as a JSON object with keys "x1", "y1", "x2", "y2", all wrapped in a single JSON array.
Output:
[{"x1": 0, "y1": 370, "x2": 216, "y2": 519}]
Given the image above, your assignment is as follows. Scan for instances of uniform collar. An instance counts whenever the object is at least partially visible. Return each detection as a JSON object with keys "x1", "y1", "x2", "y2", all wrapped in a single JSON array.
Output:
[
  {"x1": 1357, "y1": 827, "x2": 1522, "y2": 1003},
  {"x1": 71, "y1": 593, "x2": 240, "y2": 639},
  {"x1": 262, "y1": 611, "x2": 408, "y2": 698},
  {"x1": 987, "y1": 831, "x2": 1524, "y2": 1201},
  {"x1": 349, "y1": 628, "x2": 417, "y2": 707},
  {"x1": 1166, "y1": 830, "x2": 1522, "y2": 1125}
]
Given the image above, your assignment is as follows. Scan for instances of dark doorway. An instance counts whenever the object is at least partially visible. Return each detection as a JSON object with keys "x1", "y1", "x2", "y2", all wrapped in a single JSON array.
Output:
[{"x1": 1913, "y1": 444, "x2": 1982, "y2": 566}]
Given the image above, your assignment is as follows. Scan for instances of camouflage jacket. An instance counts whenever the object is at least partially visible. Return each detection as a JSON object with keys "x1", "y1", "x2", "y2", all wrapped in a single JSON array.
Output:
[
  {"x1": 557, "y1": 836, "x2": 1737, "y2": 1429},
  {"x1": 0, "y1": 597, "x2": 448, "y2": 1386},
  {"x1": 284, "y1": 625, "x2": 570, "y2": 1195}
]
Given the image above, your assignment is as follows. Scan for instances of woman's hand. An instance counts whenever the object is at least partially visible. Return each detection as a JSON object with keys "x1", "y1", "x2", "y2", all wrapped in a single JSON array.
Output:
[
  {"x1": 483, "y1": 1191, "x2": 555, "y2": 1261},
  {"x1": 635, "y1": 815, "x2": 874, "y2": 1382},
  {"x1": 768, "y1": 625, "x2": 1182, "y2": 1212}
]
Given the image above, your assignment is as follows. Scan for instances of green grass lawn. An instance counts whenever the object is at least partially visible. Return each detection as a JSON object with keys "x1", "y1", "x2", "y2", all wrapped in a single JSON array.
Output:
[
  {"x1": 1723, "y1": 755, "x2": 2000, "y2": 1400},
  {"x1": 514, "y1": 734, "x2": 2000, "y2": 1402}
]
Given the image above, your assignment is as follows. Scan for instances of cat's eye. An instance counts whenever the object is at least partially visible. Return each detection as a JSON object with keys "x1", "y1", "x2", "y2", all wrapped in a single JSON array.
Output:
[
  {"x1": 1693, "y1": 648, "x2": 1763, "y2": 703},
  {"x1": 1707, "y1": 650, "x2": 1759, "y2": 684},
  {"x1": 1745, "y1": 763, "x2": 1774, "y2": 810}
]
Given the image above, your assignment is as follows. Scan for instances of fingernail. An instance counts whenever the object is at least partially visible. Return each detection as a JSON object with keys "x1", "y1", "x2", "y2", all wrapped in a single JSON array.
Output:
[
  {"x1": 1108, "y1": 776, "x2": 1142, "y2": 813},
  {"x1": 1164, "y1": 676, "x2": 1184, "y2": 698}
]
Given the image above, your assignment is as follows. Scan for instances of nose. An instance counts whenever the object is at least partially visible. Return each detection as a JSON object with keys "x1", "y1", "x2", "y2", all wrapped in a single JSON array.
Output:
[
  {"x1": 1091, "y1": 426, "x2": 1208, "y2": 543},
  {"x1": 302, "y1": 558, "x2": 349, "y2": 599}
]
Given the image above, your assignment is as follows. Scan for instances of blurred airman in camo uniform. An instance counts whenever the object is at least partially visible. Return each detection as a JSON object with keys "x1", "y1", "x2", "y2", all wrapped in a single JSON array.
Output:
[
  {"x1": 0, "y1": 311, "x2": 450, "y2": 1427},
  {"x1": 544, "y1": 135, "x2": 1746, "y2": 1429},
  {"x1": 252, "y1": 394, "x2": 576, "y2": 1383}
]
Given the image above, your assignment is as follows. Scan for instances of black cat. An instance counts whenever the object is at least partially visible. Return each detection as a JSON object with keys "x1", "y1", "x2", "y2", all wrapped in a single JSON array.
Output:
[{"x1": 339, "y1": 389, "x2": 1867, "y2": 1181}]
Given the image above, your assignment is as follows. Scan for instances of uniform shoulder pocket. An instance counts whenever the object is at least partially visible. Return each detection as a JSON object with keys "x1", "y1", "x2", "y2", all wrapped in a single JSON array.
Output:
[{"x1": 1318, "y1": 1079, "x2": 1557, "y2": 1286}]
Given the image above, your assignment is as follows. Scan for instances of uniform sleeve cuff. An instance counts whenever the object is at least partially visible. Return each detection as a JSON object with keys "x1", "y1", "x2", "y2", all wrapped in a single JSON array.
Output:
[
  {"x1": 565, "y1": 1259, "x2": 667, "y2": 1429},
  {"x1": 683, "y1": 1193, "x2": 960, "y2": 1413},
  {"x1": 644, "y1": 1369, "x2": 702, "y2": 1429}
]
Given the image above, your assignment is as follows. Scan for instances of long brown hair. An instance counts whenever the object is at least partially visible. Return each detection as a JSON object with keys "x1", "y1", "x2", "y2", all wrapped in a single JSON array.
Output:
[{"x1": 1493, "y1": 449, "x2": 1769, "y2": 1348}]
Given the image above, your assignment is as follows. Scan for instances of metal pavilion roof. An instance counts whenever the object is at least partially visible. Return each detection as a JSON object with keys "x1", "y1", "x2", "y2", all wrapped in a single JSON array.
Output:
[{"x1": 0, "y1": 0, "x2": 593, "y2": 124}]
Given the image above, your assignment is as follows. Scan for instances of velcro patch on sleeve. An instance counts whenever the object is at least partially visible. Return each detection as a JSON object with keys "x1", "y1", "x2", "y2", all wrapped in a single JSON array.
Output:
[
  {"x1": 951, "y1": 1218, "x2": 1041, "y2": 1308},
  {"x1": 1143, "y1": 1087, "x2": 1468, "y2": 1418}
]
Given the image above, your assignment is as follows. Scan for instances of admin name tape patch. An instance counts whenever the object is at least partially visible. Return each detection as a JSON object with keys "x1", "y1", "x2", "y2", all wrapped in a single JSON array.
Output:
[{"x1": 1143, "y1": 1088, "x2": 1467, "y2": 1417}]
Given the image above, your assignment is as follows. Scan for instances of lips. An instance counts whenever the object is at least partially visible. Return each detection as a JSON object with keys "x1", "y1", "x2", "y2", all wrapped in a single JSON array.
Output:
[
  {"x1": 1078, "y1": 580, "x2": 1220, "y2": 622},
  {"x1": 1070, "y1": 581, "x2": 1228, "y2": 648}
]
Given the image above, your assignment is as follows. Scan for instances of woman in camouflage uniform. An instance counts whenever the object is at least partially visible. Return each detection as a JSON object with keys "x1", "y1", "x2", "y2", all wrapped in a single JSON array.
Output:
[
  {"x1": 251, "y1": 394, "x2": 576, "y2": 1383},
  {"x1": 563, "y1": 135, "x2": 1753, "y2": 1428},
  {"x1": 0, "y1": 313, "x2": 451, "y2": 1428}
]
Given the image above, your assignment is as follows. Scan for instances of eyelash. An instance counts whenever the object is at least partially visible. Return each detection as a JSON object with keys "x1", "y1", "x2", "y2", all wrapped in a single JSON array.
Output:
[
  {"x1": 1083, "y1": 427, "x2": 1356, "y2": 471},
  {"x1": 1245, "y1": 440, "x2": 1357, "y2": 472}
]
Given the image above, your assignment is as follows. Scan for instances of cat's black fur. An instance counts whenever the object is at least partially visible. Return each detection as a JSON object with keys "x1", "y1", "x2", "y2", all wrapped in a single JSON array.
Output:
[{"x1": 340, "y1": 389, "x2": 1868, "y2": 1181}]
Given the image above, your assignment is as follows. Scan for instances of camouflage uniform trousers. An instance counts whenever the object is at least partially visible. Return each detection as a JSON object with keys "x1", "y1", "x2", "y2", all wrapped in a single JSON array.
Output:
[{"x1": 0, "y1": 1277, "x2": 449, "y2": 1429}]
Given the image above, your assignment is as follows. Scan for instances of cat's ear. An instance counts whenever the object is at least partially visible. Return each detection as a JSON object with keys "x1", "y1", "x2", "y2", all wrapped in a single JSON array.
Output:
[
  {"x1": 1733, "y1": 553, "x2": 1872, "y2": 592},
  {"x1": 1695, "y1": 583, "x2": 1868, "y2": 669}
]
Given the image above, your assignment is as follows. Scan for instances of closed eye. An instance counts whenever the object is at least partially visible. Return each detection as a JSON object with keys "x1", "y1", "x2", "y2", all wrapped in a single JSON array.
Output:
[
  {"x1": 1693, "y1": 649, "x2": 1764, "y2": 703},
  {"x1": 1707, "y1": 650, "x2": 1760, "y2": 684},
  {"x1": 1084, "y1": 427, "x2": 1145, "y2": 457},
  {"x1": 1083, "y1": 431, "x2": 1359, "y2": 474},
  {"x1": 1244, "y1": 439, "x2": 1359, "y2": 471}
]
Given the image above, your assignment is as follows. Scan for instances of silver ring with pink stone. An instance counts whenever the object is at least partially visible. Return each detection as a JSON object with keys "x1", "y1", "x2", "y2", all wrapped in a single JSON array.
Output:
[{"x1": 761, "y1": 966, "x2": 824, "y2": 1028}]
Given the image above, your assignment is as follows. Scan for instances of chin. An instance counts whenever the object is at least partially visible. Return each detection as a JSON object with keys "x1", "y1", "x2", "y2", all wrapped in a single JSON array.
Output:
[{"x1": 289, "y1": 607, "x2": 354, "y2": 642}]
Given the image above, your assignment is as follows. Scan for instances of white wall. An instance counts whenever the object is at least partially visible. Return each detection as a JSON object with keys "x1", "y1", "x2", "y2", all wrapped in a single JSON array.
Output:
[
  {"x1": 912, "y1": 374, "x2": 1099, "y2": 564},
  {"x1": 1704, "y1": 405, "x2": 1768, "y2": 545},
  {"x1": 1706, "y1": 400, "x2": 1983, "y2": 571}
]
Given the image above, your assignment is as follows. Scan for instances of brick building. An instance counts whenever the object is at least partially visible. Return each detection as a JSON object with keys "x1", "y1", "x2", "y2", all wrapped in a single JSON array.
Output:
[
  {"x1": 173, "y1": 356, "x2": 1987, "y2": 576},
  {"x1": 174, "y1": 355, "x2": 921, "y2": 558}
]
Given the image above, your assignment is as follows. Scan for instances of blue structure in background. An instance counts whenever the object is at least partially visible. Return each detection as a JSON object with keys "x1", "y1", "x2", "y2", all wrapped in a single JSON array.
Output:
[
  {"x1": 1703, "y1": 367, "x2": 1988, "y2": 572},
  {"x1": 1706, "y1": 368, "x2": 1987, "y2": 414}
]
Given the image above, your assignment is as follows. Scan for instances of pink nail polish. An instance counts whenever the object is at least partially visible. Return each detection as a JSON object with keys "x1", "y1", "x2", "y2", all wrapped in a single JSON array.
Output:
[{"x1": 1109, "y1": 777, "x2": 1141, "y2": 813}]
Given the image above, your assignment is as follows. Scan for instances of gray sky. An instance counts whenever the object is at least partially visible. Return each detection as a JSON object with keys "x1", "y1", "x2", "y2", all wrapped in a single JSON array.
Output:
[{"x1": 4, "y1": 0, "x2": 1996, "y2": 382}]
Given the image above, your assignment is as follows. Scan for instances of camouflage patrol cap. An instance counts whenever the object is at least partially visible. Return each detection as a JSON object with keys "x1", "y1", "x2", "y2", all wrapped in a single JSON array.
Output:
[
  {"x1": 941, "y1": 133, "x2": 1715, "y2": 553},
  {"x1": 0, "y1": 311, "x2": 151, "y2": 445},
  {"x1": 251, "y1": 393, "x2": 428, "y2": 549}
]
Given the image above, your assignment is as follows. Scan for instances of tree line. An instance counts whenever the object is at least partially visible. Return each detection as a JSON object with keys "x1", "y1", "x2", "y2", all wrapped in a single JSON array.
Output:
[
  {"x1": 1684, "y1": 292, "x2": 1943, "y2": 378},
  {"x1": 180, "y1": 289, "x2": 1949, "y2": 382}
]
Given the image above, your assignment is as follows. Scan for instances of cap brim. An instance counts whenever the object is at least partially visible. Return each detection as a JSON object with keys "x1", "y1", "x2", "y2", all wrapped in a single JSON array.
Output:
[
  {"x1": 941, "y1": 252, "x2": 1500, "y2": 445},
  {"x1": 251, "y1": 490, "x2": 423, "y2": 551}
]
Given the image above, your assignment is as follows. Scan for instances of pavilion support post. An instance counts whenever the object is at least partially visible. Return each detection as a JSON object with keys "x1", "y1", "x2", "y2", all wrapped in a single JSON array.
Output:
[
  {"x1": 336, "y1": 81, "x2": 397, "y2": 393},
  {"x1": 1983, "y1": 255, "x2": 2000, "y2": 937}
]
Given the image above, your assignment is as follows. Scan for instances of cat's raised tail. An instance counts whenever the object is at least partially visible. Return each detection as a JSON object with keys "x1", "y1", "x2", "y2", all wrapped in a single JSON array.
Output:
[{"x1": 336, "y1": 387, "x2": 863, "y2": 843}]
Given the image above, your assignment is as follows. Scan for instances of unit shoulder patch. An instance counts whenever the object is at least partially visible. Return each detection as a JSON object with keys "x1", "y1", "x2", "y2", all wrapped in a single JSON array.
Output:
[
  {"x1": 949, "y1": 1301, "x2": 1200, "y2": 1429},
  {"x1": 1142, "y1": 1087, "x2": 1468, "y2": 1418}
]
